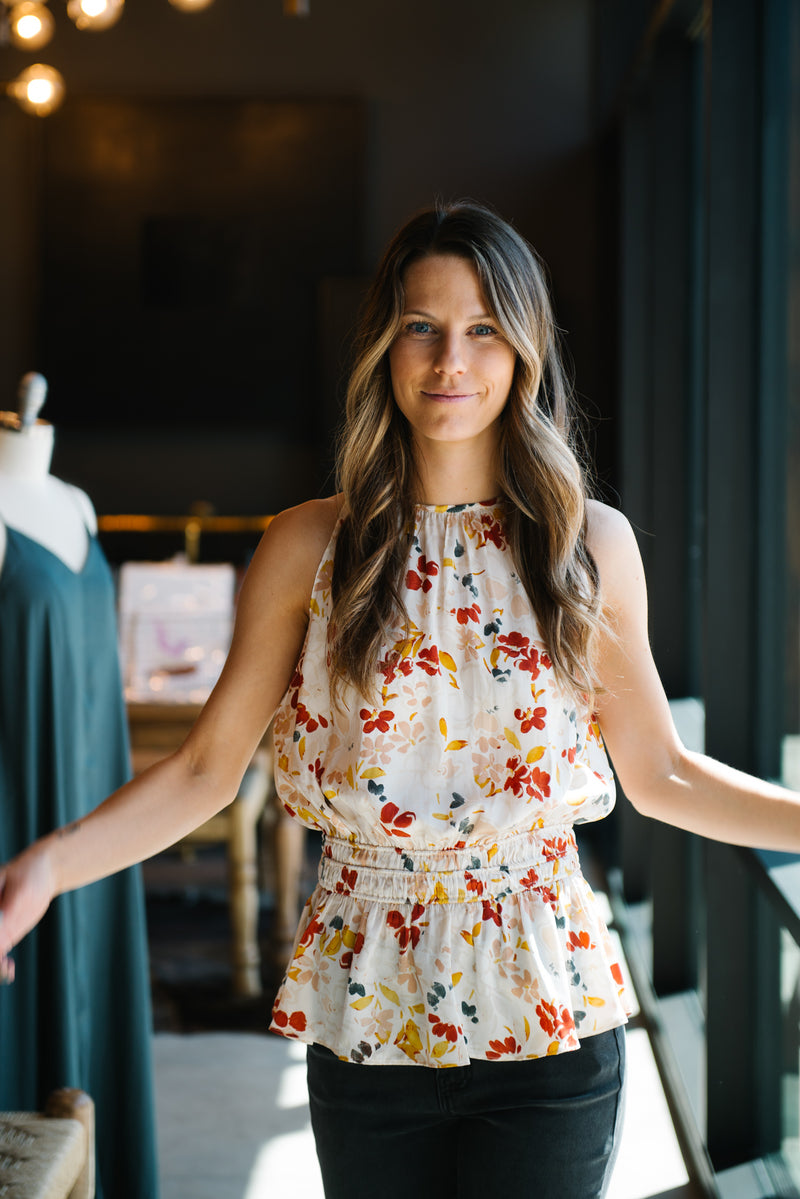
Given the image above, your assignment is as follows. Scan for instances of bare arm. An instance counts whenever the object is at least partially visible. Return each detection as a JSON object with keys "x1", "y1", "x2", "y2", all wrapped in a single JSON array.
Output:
[
  {"x1": 588, "y1": 500, "x2": 800, "y2": 851},
  {"x1": 0, "y1": 496, "x2": 340, "y2": 974}
]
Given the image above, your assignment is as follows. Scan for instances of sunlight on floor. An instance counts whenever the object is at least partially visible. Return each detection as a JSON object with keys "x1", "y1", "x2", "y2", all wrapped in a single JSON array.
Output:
[{"x1": 607, "y1": 1028, "x2": 690, "y2": 1199}]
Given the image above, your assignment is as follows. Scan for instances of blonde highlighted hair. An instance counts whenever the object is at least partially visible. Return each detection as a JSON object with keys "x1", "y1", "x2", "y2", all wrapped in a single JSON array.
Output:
[{"x1": 330, "y1": 200, "x2": 604, "y2": 706}]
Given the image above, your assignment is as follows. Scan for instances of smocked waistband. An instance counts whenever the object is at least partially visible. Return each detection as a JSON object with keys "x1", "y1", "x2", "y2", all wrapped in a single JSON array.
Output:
[{"x1": 318, "y1": 827, "x2": 581, "y2": 905}]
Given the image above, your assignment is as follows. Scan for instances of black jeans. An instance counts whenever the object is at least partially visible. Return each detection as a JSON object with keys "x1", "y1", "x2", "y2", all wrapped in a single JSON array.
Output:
[{"x1": 307, "y1": 1025, "x2": 626, "y2": 1199}]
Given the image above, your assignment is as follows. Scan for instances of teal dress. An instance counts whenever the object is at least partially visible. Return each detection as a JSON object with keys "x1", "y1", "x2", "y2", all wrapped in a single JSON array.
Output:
[{"x1": 0, "y1": 526, "x2": 159, "y2": 1199}]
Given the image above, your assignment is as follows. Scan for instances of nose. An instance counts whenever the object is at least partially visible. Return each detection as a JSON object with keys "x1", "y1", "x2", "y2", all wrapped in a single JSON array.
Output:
[{"x1": 433, "y1": 331, "x2": 467, "y2": 376}]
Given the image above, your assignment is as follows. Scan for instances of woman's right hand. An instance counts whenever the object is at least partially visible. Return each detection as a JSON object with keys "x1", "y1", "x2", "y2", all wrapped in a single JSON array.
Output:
[{"x1": 0, "y1": 842, "x2": 57, "y2": 984}]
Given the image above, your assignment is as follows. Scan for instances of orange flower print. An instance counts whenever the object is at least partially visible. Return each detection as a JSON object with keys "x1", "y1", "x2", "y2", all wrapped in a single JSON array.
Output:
[
  {"x1": 451, "y1": 602, "x2": 481, "y2": 625},
  {"x1": 360, "y1": 707, "x2": 394, "y2": 734},
  {"x1": 481, "y1": 899, "x2": 502, "y2": 926},
  {"x1": 514, "y1": 705, "x2": 546, "y2": 733},
  {"x1": 567, "y1": 929, "x2": 593, "y2": 952},
  {"x1": 417, "y1": 646, "x2": 441, "y2": 676},
  {"x1": 486, "y1": 1033, "x2": 522, "y2": 1060},
  {"x1": 504, "y1": 757, "x2": 552, "y2": 801},
  {"x1": 428, "y1": 1013, "x2": 461, "y2": 1042},
  {"x1": 535, "y1": 1001, "x2": 576, "y2": 1040},
  {"x1": 464, "y1": 871, "x2": 484, "y2": 896},
  {"x1": 406, "y1": 554, "x2": 439, "y2": 592},
  {"x1": 272, "y1": 1008, "x2": 307, "y2": 1033},
  {"x1": 520, "y1": 866, "x2": 540, "y2": 889},
  {"x1": 380, "y1": 801, "x2": 415, "y2": 838},
  {"x1": 541, "y1": 835, "x2": 569, "y2": 862},
  {"x1": 295, "y1": 701, "x2": 329, "y2": 733}
]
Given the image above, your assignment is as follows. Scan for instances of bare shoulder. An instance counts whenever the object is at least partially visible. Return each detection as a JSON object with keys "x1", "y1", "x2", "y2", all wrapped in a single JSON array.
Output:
[
  {"x1": 239, "y1": 494, "x2": 343, "y2": 618},
  {"x1": 267, "y1": 494, "x2": 342, "y2": 557},
  {"x1": 584, "y1": 500, "x2": 645, "y2": 603}
]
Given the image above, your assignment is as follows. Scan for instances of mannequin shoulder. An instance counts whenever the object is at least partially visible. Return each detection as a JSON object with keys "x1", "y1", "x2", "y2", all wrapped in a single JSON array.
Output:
[
  {"x1": 61, "y1": 482, "x2": 97, "y2": 534},
  {"x1": 584, "y1": 500, "x2": 645, "y2": 603}
]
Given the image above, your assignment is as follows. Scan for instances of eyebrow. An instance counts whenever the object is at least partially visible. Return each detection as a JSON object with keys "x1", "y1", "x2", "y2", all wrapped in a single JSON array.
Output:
[{"x1": 402, "y1": 309, "x2": 495, "y2": 321}]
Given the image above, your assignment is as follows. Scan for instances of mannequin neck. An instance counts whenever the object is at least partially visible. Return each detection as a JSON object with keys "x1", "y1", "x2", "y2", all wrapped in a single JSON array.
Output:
[{"x1": 0, "y1": 421, "x2": 55, "y2": 479}]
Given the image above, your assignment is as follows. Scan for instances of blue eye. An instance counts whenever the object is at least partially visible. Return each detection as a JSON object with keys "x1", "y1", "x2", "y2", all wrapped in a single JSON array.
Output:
[
  {"x1": 472, "y1": 324, "x2": 498, "y2": 337},
  {"x1": 405, "y1": 320, "x2": 433, "y2": 335}
]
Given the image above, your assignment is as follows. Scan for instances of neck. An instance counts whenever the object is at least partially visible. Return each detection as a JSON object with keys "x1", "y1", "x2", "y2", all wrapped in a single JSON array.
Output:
[
  {"x1": 0, "y1": 421, "x2": 55, "y2": 479},
  {"x1": 412, "y1": 436, "x2": 500, "y2": 506}
]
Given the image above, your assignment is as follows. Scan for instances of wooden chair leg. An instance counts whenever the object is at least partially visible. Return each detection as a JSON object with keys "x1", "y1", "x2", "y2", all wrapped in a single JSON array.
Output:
[{"x1": 228, "y1": 795, "x2": 263, "y2": 997}]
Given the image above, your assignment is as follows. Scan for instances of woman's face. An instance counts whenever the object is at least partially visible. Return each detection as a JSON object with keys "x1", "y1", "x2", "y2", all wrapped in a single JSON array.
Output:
[{"x1": 388, "y1": 254, "x2": 516, "y2": 455}]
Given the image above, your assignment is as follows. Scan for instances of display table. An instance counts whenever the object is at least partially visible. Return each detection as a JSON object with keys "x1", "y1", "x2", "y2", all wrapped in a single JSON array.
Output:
[{"x1": 127, "y1": 703, "x2": 273, "y2": 997}]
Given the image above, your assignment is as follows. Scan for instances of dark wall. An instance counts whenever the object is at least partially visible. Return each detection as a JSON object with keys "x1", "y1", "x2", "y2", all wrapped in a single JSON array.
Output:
[{"x1": 0, "y1": 0, "x2": 607, "y2": 516}]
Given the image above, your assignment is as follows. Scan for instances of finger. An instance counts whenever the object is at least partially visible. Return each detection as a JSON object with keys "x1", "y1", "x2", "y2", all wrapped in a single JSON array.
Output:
[{"x1": 0, "y1": 951, "x2": 14, "y2": 986}]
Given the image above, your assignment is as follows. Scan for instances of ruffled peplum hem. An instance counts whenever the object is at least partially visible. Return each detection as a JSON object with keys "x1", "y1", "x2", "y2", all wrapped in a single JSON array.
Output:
[{"x1": 270, "y1": 828, "x2": 632, "y2": 1067}]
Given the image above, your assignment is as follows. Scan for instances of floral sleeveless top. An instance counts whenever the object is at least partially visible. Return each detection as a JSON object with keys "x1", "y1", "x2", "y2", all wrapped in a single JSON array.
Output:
[{"x1": 270, "y1": 501, "x2": 632, "y2": 1066}]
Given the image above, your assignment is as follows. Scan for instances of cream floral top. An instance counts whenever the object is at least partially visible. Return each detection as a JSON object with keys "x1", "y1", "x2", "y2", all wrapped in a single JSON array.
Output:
[{"x1": 270, "y1": 500, "x2": 632, "y2": 1066}]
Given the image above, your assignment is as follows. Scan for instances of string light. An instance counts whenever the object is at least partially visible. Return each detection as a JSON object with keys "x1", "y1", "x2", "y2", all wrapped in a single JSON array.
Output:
[
  {"x1": 7, "y1": 62, "x2": 65, "y2": 115},
  {"x1": 65, "y1": 0, "x2": 124, "y2": 31},
  {"x1": 8, "y1": 1, "x2": 55, "y2": 49},
  {"x1": 167, "y1": 0, "x2": 215, "y2": 10}
]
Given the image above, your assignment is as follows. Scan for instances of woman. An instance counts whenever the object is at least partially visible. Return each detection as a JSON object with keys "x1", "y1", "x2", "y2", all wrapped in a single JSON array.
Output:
[{"x1": 1, "y1": 200, "x2": 799, "y2": 1198}]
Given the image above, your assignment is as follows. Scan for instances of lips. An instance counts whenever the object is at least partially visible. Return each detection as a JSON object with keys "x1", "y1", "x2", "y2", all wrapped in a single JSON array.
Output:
[{"x1": 421, "y1": 391, "x2": 476, "y2": 402}]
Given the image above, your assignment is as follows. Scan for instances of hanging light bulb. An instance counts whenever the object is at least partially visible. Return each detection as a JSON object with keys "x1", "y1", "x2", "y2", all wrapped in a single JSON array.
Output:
[
  {"x1": 8, "y1": 1, "x2": 55, "y2": 49},
  {"x1": 167, "y1": 0, "x2": 214, "y2": 10},
  {"x1": 8, "y1": 63, "x2": 65, "y2": 116},
  {"x1": 66, "y1": 0, "x2": 123, "y2": 31}
]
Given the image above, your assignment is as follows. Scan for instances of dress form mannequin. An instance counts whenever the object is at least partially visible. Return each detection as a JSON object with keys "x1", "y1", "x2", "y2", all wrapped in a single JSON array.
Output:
[
  {"x1": 0, "y1": 374, "x2": 159, "y2": 1199},
  {"x1": 0, "y1": 373, "x2": 94, "y2": 573}
]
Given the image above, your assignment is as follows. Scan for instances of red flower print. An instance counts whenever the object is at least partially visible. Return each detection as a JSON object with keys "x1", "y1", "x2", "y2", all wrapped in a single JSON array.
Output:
[
  {"x1": 486, "y1": 1034, "x2": 522, "y2": 1060},
  {"x1": 514, "y1": 706, "x2": 547, "y2": 733},
  {"x1": 497, "y1": 634, "x2": 551, "y2": 679},
  {"x1": 272, "y1": 1008, "x2": 308, "y2": 1033},
  {"x1": 378, "y1": 655, "x2": 414, "y2": 686},
  {"x1": 295, "y1": 701, "x2": 329, "y2": 733},
  {"x1": 386, "y1": 903, "x2": 427, "y2": 951},
  {"x1": 567, "y1": 929, "x2": 592, "y2": 952},
  {"x1": 335, "y1": 867, "x2": 358, "y2": 894},
  {"x1": 481, "y1": 899, "x2": 502, "y2": 926},
  {"x1": 417, "y1": 646, "x2": 441, "y2": 676},
  {"x1": 360, "y1": 707, "x2": 394, "y2": 734},
  {"x1": 535, "y1": 1001, "x2": 575, "y2": 1041},
  {"x1": 610, "y1": 962, "x2": 624, "y2": 987},
  {"x1": 520, "y1": 867, "x2": 540, "y2": 889},
  {"x1": 340, "y1": 931, "x2": 365, "y2": 971},
  {"x1": 561, "y1": 745, "x2": 577, "y2": 764},
  {"x1": 406, "y1": 555, "x2": 439, "y2": 593},
  {"x1": 380, "y1": 801, "x2": 415, "y2": 838},
  {"x1": 464, "y1": 871, "x2": 484, "y2": 896},
  {"x1": 428, "y1": 1013, "x2": 460, "y2": 1042},
  {"x1": 297, "y1": 915, "x2": 325, "y2": 949},
  {"x1": 451, "y1": 603, "x2": 481, "y2": 625},
  {"x1": 474, "y1": 512, "x2": 507, "y2": 550},
  {"x1": 307, "y1": 757, "x2": 325, "y2": 785},
  {"x1": 541, "y1": 836, "x2": 569, "y2": 862},
  {"x1": 503, "y1": 757, "x2": 551, "y2": 802}
]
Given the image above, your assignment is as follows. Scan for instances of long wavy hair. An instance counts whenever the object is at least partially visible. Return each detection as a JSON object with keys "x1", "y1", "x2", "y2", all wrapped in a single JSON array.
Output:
[{"x1": 329, "y1": 200, "x2": 605, "y2": 707}]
